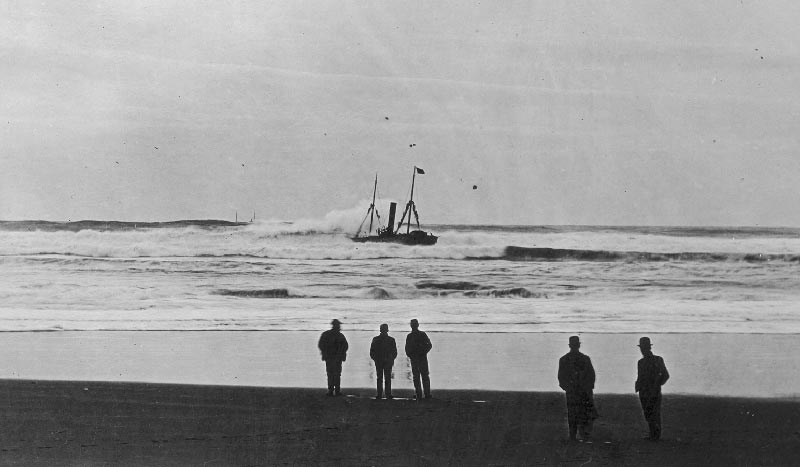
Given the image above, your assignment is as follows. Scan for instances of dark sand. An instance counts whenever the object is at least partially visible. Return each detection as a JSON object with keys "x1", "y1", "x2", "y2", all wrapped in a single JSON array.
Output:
[{"x1": 1, "y1": 380, "x2": 797, "y2": 466}]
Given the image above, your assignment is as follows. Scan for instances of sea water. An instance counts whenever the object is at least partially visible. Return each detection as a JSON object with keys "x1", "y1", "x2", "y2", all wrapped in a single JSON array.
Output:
[
  {"x1": 0, "y1": 220, "x2": 798, "y2": 396},
  {"x1": 0, "y1": 221, "x2": 798, "y2": 334}
]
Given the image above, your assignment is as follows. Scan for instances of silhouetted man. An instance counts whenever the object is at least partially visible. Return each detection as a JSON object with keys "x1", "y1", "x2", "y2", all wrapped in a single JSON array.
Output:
[
  {"x1": 405, "y1": 319, "x2": 432, "y2": 399},
  {"x1": 370, "y1": 323, "x2": 397, "y2": 399},
  {"x1": 318, "y1": 319, "x2": 348, "y2": 396},
  {"x1": 557, "y1": 335, "x2": 598, "y2": 441},
  {"x1": 635, "y1": 336, "x2": 669, "y2": 441}
]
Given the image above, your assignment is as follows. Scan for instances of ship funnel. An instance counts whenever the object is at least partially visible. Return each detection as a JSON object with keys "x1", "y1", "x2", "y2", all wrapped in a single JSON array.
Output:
[{"x1": 387, "y1": 202, "x2": 397, "y2": 234}]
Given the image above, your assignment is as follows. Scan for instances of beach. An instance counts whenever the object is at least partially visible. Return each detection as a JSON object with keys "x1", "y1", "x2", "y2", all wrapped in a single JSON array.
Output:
[
  {"x1": 1, "y1": 381, "x2": 797, "y2": 466},
  {"x1": 0, "y1": 331, "x2": 797, "y2": 465},
  {"x1": 0, "y1": 331, "x2": 797, "y2": 397},
  {"x1": 1, "y1": 223, "x2": 799, "y2": 464}
]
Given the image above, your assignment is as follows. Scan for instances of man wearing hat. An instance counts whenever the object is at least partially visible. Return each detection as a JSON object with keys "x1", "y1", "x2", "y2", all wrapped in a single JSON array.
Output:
[
  {"x1": 405, "y1": 319, "x2": 433, "y2": 399},
  {"x1": 635, "y1": 336, "x2": 670, "y2": 441},
  {"x1": 318, "y1": 319, "x2": 349, "y2": 396},
  {"x1": 557, "y1": 335, "x2": 598, "y2": 441},
  {"x1": 370, "y1": 323, "x2": 398, "y2": 399}
]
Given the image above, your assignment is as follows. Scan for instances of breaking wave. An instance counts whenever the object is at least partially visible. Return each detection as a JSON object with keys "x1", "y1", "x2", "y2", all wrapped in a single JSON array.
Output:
[
  {"x1": 215, "y1": 288, "x2": 294, "y2": 298},
  {"x1": 416, "y1": 281, "x2": 482, "y2": 290},
  {"x1": 363, "y1": 287, "x2": 393, "y2": 299},
  {"x1": 498, "y1": 246, "x2": 800, "y2": 263}
]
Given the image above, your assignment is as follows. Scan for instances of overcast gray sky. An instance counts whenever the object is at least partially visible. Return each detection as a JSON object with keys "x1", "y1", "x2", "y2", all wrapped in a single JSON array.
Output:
[{"x1": 2, "y1": 1, "x2": 798, "y2": 225}]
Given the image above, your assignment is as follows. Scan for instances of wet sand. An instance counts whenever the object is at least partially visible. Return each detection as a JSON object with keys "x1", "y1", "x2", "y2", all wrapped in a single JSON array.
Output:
[
  {"x1": 0, "y1": 331, "x2": 797, "y2": 396},
  {"x1": 0, "y1": 380, "x2": 797, "y2": 466}
]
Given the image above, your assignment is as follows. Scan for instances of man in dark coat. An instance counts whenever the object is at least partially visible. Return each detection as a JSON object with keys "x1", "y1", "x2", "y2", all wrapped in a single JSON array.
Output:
[
  {"x1": 405, "y1": 319, "x2": 432, "y2": 399},
  {"x1": 370, "y1": 323, "x2": 397, "y2": 399},
  {"x1": 557, "y1": 335, "x2": 598, "y2": 441},
  {"x1": 318, "y1": 319, "x2": 348, "y2": 396},
  {"x1": 635, "y1": 336, "x2": 670, "y2": 441}
]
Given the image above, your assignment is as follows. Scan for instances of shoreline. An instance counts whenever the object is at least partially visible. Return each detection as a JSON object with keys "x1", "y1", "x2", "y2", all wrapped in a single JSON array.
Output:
[
  {"x1": 0, "y1": 331, "x2": 796, "y2": 397},
  {"x1": 1, "y1": 379, "x2": 797, "y2": 466}
]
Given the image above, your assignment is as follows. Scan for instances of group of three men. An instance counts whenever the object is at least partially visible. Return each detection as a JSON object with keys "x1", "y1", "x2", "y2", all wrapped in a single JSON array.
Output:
[
  {"x1": 317, "y1": 318, "x2": 432, "y2": 400},
  {"x1": 558, "y1": 335, "x2": 670, "y2": 442}
]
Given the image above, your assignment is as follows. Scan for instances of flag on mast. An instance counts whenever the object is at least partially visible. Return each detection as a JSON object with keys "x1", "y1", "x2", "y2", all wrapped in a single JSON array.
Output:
[{"x1": 415, "y1": 167, "x2": 425, "y2": 174}]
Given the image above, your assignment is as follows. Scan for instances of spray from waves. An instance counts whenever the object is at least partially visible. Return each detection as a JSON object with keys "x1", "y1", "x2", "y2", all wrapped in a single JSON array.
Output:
[{"x1": 496, "y1": 246, "x2": 800, "y2": 263}]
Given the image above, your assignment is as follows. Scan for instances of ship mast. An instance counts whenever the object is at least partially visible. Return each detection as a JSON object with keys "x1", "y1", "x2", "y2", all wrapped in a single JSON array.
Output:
[
  {"x1": 368, "y1": 173, "x2": 377, "y2": 234},
  {"x1": 407, "y1": 166, "x2": 417, "y2": 233},
  {"x1": 398, "y1": 166, "x2": 423, "y2": 234}
]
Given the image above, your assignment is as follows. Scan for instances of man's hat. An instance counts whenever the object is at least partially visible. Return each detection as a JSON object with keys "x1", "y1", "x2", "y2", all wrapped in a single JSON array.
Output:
[
  {"x1": 380, "y1": 323, "x2": 389, "y2": 332},
  {"x1": 331, "y1": 319, "x2": 341, "y2": 326},
  {"x1": 410, "y1": 319, "x2": 419, "y2": 326},
  {"x1": 568, "y1": 335, "x2": 580, "y2": 346},
  {"x1": 638, "y1": 336, "x2": 652, "y2": 347}
]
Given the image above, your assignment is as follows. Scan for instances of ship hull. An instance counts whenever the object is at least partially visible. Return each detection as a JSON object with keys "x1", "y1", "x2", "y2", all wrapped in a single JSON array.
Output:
[{"x1": 351, "y1": 230, "x2": 438, "y2": 246}]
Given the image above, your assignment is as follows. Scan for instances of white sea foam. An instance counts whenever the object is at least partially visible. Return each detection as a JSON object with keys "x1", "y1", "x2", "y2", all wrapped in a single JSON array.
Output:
[{"x1": 1, "y1": 219, "x2": 799, "y2": 333}]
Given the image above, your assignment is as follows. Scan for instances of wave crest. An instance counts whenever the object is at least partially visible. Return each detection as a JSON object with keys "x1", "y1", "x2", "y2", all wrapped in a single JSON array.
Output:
[
  {"x1": 501, "y1": 246, "x2": 800, "y2": 263},
  {"x1": 215, "y1": 288, "x2": 294, "y2": 298}
]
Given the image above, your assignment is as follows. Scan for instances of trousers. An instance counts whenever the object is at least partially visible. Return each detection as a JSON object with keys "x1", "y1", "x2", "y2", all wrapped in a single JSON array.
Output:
[
  {"x1": 325, "y1": 359, "x2": 343, "y2": 394},
  {"x1": 410, "y1": 356, "x2": 430, "y2": 398},
  {"x1": 375, "y1": 362, "x2": 393, "y2": 397},
  {"x1": 639, "y1": 392, "x2": 662, "y2": 439}
]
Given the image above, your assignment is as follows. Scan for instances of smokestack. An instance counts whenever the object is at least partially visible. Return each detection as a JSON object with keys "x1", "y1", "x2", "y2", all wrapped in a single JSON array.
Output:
[{"x1": 387, "y1": 202, "x2": 397, "y2": 235}]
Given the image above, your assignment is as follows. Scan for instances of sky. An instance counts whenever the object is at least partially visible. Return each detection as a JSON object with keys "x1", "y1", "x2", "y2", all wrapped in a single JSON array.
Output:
[{"x1": 2, "y1": 1, "x2": 799, "y2": 226}]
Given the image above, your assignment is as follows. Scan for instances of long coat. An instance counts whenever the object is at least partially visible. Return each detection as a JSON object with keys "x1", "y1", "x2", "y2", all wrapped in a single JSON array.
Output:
[
  {"x1": 318, "y1": 329, "x2": 348, "y2": 361},
  {"x1": 370, "y1": 334, "x2": 398, "y2": 365},
  {"x1": 558, "y1": 351, "x2": 596, "y2": 393},
  {"x1": 636, "y1": 354, "x2": 669, "y2": 395},
  {"x1": 405, "y1": 330, "x2": 432, "y2": 359}
]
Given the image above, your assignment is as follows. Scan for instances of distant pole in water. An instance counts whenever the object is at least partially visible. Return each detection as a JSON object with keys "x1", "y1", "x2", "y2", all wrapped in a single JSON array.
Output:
[{"x1": 235, "y1": 210, "x2": 238, "y2": 223}]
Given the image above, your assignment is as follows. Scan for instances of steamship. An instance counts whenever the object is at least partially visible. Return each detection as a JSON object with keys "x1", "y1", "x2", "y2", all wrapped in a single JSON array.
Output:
[{"x1": 351, "y1": 166, "x2": 438, "y2": 246}]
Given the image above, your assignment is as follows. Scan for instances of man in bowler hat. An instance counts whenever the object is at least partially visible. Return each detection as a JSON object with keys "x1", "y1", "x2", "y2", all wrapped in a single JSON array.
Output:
[
  {"x1": 635, "y1": 336, "x2": 670, "y2": 440},
  {"x1": 557, "y1": 335, "x2": 598, "y2": 441},
  {"x1": 318, "y1": 319, "x2": 348, "y2": 396},
  {"x1": 370, "y1": 323, "x2": 397, "y2": 399},
  {"x1": 405, "y1": 319, "x2": 432, "y2": 399}
]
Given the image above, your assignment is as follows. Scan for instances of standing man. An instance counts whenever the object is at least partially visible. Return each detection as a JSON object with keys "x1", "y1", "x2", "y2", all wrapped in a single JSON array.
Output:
[
  {"x1": 370, "y1": 323, "x2": 397, "y2": 400},
  {"x1": 318, "y1": 319, "x2": 348, "y2": 396},
  {"x1": 405, "y1": 319, "x2": 432, "y2": 400},
  {"x1": 557, "y1": 335, "x2": 598, "y2": 442},
  {"x1": 635, "y1": 336, "x2": 669, "y2": 441}
]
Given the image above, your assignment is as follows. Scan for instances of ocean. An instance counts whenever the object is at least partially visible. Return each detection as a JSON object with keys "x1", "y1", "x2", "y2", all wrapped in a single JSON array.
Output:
[
  {"x1": 1, "y1": 220, "x2": 798, "y2": 334},
  {"x1": 1, "y1": 220, "x2": 798, "y2": 396}
]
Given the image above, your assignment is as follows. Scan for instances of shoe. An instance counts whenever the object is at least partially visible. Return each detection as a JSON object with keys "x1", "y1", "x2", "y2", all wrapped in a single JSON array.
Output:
[
  {"x1": 386, "y1": 394, "x2": 394, "y2": 399},
  {"x1": 374, "y1": 395, "x2": 382, "y2": 400}
]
